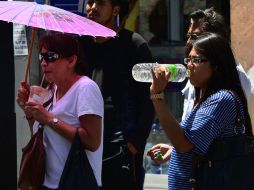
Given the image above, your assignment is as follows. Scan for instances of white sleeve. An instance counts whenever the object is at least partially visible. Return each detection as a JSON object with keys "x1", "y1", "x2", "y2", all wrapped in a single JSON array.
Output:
[
  {"x1": 236, "y1": 60, "x2": 251, "y2": 101},
  {"x1": 181, "y1": 81, "x2": 195, "y2": 120},
  {"x1": 77, "y1": 82, "x2": 104, "y2": 118}
]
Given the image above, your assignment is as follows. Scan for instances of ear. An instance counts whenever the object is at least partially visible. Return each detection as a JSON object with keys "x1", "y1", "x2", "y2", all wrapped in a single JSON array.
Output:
[
  {"x1": 113, "y1": 5, "x2": 120, "y2": 16},
  {"x1": 68, "y1": 55, "x2": 78, "y2": 69}
]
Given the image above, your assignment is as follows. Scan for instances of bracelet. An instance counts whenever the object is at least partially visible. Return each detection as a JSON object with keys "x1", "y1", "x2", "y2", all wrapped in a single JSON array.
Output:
[{"x1": 150, "y1": 92, "x2": 164, "y2": 100}]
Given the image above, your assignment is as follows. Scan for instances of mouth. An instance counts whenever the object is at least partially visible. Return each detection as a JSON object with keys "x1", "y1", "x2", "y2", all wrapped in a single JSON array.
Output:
[
  {"x1": 43, "y1": 71, "x2": 51, "y2": 75},
  {"x1": 87, "y1": 13, "x2": 98, "y2": 20},
  {"x1": 187, "y1": 69, "x2": 194, "y2": 78}
]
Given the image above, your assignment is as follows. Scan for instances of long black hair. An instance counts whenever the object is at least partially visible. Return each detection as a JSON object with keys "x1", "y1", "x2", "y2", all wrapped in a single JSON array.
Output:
[{"x1": 191, "y1": 32, "x2": 252, "y2": 135}]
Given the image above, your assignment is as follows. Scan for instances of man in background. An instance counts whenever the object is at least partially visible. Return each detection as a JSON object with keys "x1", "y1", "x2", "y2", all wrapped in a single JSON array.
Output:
[{"x1": 79, "y1": 0, "x2": 154, "y2": 189}]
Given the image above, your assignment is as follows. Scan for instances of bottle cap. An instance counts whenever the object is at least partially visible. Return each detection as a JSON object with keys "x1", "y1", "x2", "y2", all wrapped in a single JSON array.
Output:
[{"x1": 155, "y1": 152, "x2": 163, "y2": 160}]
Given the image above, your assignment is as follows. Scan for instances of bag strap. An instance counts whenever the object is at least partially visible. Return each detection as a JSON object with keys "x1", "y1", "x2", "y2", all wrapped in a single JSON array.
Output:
[
  {"x1": 227, "y1": 90, "x2": 245, "y2": 134},
  {"x1": 43, "y1": 82, "x2": 54, "y2": 108}
]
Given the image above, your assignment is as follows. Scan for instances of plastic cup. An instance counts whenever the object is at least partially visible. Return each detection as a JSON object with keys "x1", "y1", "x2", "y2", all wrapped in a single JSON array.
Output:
[{"x1": 28, "y1": 85, "x2": 50, "y2": 104}]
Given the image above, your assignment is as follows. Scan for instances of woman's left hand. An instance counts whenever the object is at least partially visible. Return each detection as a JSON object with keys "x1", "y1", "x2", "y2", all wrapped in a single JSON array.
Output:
[
  {"x1": 25, "y1": 102, "x2": 52, "y2": 125},
  {"x1": 150, "y1": 65, "x2": 170, "y2": 94}
]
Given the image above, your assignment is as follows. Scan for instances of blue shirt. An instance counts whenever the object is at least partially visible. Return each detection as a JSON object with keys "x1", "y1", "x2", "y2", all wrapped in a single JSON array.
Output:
[{"x1": 168, "y1": 90, "x2": 245, "y2": 190}]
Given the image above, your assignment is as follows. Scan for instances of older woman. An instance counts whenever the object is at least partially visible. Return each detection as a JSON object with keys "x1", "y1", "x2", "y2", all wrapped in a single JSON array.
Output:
[
  {"x1": 150, "y1": 33, "x2": 252, "y2": 190},
  {"x1": 17, "y1": 33, "x2": 103, "y2": 189}
]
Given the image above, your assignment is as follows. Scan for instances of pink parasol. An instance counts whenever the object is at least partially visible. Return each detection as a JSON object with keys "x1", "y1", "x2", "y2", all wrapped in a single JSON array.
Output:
[{"x1": 0, "y1": 1, "x2": 116, "y2": 83}]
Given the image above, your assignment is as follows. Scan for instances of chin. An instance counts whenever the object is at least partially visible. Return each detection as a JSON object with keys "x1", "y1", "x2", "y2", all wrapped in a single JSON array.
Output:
[
  {"x1": 44, "y1": 75, "x2": 53, "y2": 83},
  {"x1": 189, "y1": 78, "x2": 199, "y2": 87}
]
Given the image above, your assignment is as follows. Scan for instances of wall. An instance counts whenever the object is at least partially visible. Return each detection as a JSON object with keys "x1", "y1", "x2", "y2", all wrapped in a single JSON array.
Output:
[{"x1": 231, "y1": 0, "x2": 254, "y2": 131}]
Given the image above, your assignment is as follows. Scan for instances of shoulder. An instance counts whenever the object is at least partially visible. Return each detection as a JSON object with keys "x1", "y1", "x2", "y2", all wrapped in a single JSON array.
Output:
[
  {"x1": 76, "y1": 76, "x2": 101, "y2": 92},
  {"x1": 206, "y1": 90, "x2": 234, "y2": 105},
  {"x1": 119, "y1": 28, "x2": 147, "y2": 47},
  {"x1": 199, "y1": 90, "x2": 235, "y2": 114}
]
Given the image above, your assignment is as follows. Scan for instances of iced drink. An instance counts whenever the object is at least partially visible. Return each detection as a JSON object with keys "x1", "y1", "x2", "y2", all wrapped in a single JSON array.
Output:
[{"x1": 28, "y1": 85, "x2": 50, "y2": 104}]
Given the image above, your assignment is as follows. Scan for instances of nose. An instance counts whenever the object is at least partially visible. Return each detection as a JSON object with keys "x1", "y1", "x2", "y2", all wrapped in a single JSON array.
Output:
[
  {"x1": 40, "y1": 58, "x2": 48, "y2": 67},
  {"x1": 187, "y1": 61, "x2": 194, "y2": 70},
  {"x1": 86, "y1": 2, "x2": 96, "y2": 13}
]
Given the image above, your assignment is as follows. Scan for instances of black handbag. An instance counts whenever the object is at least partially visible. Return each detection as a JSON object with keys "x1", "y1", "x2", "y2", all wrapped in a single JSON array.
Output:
[
  {"x1": 58, "y1": 129, "x2": 100, "y2": 190},
  {"x1": 190, "y1": 91, "x2": 254, "y2": 190}
]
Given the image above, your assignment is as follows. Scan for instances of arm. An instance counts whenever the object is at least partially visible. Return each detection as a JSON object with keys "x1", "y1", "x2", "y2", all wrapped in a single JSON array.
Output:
[
  {"x1": 151, "y1": 97, "x2": 193, "y2": 152},
  {"x1": 47, "y1": 114, "x2": 102, "y2": 152},
  {"x1": 150, "y1": 68, "x2": 193, "y2": 152},
  {"x1": 25, "y1": 101, "x2": 102, "y2": 152}
]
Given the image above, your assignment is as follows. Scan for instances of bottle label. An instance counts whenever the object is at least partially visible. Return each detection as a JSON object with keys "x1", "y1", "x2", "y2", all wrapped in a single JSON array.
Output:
[{"x1": 167, "y1": 65, "x2": 177, "y2": 79}]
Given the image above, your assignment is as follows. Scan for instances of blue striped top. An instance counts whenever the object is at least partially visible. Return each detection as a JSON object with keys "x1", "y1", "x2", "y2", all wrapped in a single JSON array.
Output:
[{"x1": 168, "y1": 90, "x2": 245, "y2": 190}]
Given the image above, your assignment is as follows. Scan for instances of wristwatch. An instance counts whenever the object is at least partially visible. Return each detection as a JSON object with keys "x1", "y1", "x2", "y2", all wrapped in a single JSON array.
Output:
[
  {"x1": 150, "y1": 92, "x2": 164, "y2": 100},
  {"x1": 50, "y1": 117, "x2": 59, "y2": 129}
]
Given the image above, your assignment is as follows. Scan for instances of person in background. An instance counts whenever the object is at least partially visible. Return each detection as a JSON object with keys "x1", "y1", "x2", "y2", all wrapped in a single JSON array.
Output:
[
  {"x1": 150, "y1": 32, "x2": 252, "y2": 190},
  {"x1": 148, "y1": 7, "x2": 251, "y2": 165},
  {"x1": 78, "y1": 0, "x2": 155, "y2": 190},
  {"x1": 17, "y1": 33, "x2": 104, "y2": 190}
]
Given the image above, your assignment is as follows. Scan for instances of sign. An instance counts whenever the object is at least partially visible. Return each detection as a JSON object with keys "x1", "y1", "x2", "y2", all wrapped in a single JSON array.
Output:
[{"x1": 13, "y1": 24, "x2": 28, "y2": 56}]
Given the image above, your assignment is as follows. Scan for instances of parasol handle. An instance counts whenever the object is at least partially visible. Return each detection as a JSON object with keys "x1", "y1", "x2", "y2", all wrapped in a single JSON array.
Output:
[{"x1": 24, "y1": 27, "x2": 36, "y2": 84}]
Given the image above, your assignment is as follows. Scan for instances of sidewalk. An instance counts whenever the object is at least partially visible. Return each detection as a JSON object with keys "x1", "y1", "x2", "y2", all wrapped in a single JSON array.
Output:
[{"x1": 144, "y1": 174, "x2": 168, "y2": 190}]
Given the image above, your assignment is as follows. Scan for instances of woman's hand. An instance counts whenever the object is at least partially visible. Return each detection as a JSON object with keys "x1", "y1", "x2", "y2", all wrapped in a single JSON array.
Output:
[
  {"x1": 150, "y1": 65, "x2": 170, "y2": 94},
  {"x1": 16, "y1": 81, "x2": 30, "y2": 110},
  {"x1": 25, "y1": 101, "x2": 52, "y2": 125},
  {"x1": 147, "y1": 143, "x2": 172, "y2": 165}
]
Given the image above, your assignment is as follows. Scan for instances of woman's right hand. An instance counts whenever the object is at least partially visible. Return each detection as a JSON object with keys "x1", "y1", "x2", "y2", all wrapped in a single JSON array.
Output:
[
  {"x1": 150, "y1": 65, "x2": 170, "y2": 94},
  {"x1": 16, "y1": 81, "x2": 30, "y2": 110},
  {"x1": 147, "y1": 143, "x2": 172, "y2": 165}
]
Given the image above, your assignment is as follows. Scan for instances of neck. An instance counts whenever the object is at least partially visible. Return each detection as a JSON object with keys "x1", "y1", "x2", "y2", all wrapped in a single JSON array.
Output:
[{"x1": 56, "y1": 74, "x2": 81, "y2": 100}]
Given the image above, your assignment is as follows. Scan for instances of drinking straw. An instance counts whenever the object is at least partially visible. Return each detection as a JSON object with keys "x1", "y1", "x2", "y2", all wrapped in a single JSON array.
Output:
[{"x1": 40, "y1": 74, "x2": 45, "y2": 87}]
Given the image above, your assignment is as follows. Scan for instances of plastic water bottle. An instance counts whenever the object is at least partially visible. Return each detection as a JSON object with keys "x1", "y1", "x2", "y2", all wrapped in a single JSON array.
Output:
[
  {"x1": 132, "y1": 63, "x2": 188, "y2": 82},
  {"x1": 149, "y1": 120, "x2": 163, "y2": 174}
]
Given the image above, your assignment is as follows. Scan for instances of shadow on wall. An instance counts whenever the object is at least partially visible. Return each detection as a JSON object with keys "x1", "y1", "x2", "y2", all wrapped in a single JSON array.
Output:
[{"x1": 247, "y1": 66, "x2": 254, "y2": 133}]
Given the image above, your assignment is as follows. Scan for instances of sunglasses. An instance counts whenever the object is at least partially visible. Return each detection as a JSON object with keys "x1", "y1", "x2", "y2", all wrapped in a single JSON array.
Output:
[
  {"x1": 186, "y1": 32, "x2": 199, "y2": 40},
  {"x1": 184, "y1": 56, "x2": 208, "y2": 65},
  {"x1": 39, "y1": 51, "x2": 60, "y2": 63}
]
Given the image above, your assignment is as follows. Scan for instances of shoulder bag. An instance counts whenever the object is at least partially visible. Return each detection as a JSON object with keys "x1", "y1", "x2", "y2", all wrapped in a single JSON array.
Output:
[
  {"x1": 190, "y1": 91, "x2": 254, "y2": 190},
  {"x1": 18, "y1": 126, "x2": 45, "y2": 190},
  {"x1": 18, "y1": 91, "x2": 53, "y2": 190}
]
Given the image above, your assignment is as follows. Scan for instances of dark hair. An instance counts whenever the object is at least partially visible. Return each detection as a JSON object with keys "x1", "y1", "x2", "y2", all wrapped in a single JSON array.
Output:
[
  {"x1": 109, "y1": 0, "x2": 121, "y2": 7},
  {"x1": 189, "y1": 7, "x2": 229, "y2": 41},
  {"x1": 39, "y1": 33, "x2": 87, "y2": 75},
  {"x1": 192, "y1": 33, "x2": 252, "y2": 134}
]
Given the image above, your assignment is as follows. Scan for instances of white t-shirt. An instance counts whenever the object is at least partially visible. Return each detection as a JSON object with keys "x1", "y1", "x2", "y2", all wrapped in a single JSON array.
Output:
[
  {"x1": 181, "y1": 61, "x2": 251, "y2": 120},
  {"x1": 33, "y1": 76, "x2": 104, "y2": 188}
]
